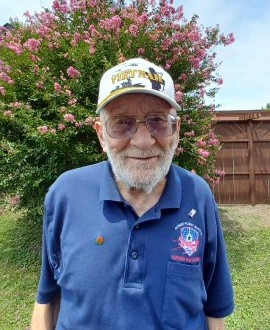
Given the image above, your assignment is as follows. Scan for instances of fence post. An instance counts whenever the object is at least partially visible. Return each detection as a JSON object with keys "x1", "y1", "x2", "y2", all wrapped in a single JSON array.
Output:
[{"x1": 247, "y1": 120, "x2": 255, "y2": 205}]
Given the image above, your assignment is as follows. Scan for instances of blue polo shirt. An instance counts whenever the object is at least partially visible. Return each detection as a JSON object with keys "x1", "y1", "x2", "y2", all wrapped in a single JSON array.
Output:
[{"x1": 37, "y1": 161, "x2": 234, "y2": 330}]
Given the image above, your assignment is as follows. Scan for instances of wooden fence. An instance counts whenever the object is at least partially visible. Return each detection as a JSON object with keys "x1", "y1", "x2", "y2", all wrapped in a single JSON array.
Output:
[{"x1": 212, "y1": 110, "x2": 270, "y2": 205}]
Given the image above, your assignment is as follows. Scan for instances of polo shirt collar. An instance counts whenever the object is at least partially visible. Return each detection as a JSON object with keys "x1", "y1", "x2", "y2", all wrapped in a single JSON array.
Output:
[
  {"x1": 99, "y1": 161, "x2": 124, "y2": 203},
  {"x1": 99, "y1": 161, "x2": 182, "y2": 210},
  {"x1": 159, "y1": 164, "x2": 182, "y2": 210}
]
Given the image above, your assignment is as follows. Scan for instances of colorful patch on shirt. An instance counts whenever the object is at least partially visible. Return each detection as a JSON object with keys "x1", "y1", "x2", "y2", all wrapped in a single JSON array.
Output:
[{"x1": 171, "y1": 222, "x2": 202, "y2": 263}]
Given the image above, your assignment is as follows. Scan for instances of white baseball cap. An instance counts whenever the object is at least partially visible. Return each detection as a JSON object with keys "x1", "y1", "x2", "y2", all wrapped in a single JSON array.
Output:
[{"x1": 96, "y1": 58, "x2": 181, "y2": 113}]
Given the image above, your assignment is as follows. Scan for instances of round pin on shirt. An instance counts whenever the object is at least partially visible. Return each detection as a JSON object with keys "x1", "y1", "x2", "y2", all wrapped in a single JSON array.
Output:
[{"x1": 96, "y1": 235, "x2": 104, "y2": 245}]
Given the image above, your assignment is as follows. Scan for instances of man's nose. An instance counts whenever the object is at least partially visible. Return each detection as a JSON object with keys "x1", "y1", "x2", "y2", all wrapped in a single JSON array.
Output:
[{"x1": 130, "y1": 122, "x2": 155, "y2": 148}]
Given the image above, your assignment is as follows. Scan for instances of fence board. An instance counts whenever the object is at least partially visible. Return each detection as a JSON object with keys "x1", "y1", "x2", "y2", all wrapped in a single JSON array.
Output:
[{"x1": 213, "y1": 110, "x2": 270, "y2": 204}]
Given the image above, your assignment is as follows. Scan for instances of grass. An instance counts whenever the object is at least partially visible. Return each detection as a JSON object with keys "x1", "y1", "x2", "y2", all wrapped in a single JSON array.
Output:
[
  {"x1": 0, "y1": 211, "x2": 41, "y2": 330},
  {"x1": 0, "y1": 206, "x2": 270, "y2": 329},
  {"x1": 220, "y1": 205, "x2": 270, "y2": 330}
]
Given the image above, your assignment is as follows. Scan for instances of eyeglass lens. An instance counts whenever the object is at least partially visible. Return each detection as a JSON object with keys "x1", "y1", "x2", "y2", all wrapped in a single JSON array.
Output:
[{"x1": 105, "y1": 113, "x2": 177, "y2": 139}]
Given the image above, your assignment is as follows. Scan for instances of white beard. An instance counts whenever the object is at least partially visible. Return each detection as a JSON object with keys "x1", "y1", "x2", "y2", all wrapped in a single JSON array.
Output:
[{"x1": 105, "y1": 138, "x2": 178, "y2": 193}]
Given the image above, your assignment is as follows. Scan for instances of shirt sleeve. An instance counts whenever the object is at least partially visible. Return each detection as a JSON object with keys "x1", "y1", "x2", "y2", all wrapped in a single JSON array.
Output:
[
  {"x1": 203, "y1": 199, "x2": 234, "y2": 317},
  {"x1": 36, "y1": 192, "x2": 61, "y2": 304}
]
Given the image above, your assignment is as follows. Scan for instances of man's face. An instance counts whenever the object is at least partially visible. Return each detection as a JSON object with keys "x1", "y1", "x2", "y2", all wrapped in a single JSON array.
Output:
[{"x1": 95, "y1": 93, "x2": 180, "y2": 193}]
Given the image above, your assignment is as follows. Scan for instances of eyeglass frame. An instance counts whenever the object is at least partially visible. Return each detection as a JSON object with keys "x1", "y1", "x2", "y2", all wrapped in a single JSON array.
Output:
[{"x1": 102, "y1": 112, "x2": 180, "y2": 139}]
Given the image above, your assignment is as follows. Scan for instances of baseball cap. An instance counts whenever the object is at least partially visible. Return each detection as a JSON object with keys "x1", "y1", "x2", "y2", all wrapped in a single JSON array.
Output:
[{"x1": 96, "y1": 58, "x2": 181, "y2": 113}]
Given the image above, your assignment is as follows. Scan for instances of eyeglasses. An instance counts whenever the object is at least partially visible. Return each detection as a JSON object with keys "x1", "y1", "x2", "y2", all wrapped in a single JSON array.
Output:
[{"x1": 104, "y1": 113, "x2": 178, "y2": 139}]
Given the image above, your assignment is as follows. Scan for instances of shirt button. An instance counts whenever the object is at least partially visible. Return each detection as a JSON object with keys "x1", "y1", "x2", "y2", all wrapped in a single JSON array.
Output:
[
  {"x1": 131, "y1": 251, "x2": 138, "y2": 259},
  {"x1": 135, "y1": 224, "x2": 140, "y2": 229}
]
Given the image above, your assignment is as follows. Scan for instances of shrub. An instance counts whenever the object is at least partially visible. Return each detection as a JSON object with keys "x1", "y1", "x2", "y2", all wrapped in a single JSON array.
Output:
[{"x1": 0, "y1": 0, "x2": 234, "y2": 221}]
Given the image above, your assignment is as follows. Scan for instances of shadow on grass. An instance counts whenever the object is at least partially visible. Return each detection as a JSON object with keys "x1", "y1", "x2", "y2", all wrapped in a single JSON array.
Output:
[
  {"x1": 0, "y1": 211, "x2": 42, "y2": 269},
  {"x1": 219, "y1": 208, "x2": 252, "y2": 273}
]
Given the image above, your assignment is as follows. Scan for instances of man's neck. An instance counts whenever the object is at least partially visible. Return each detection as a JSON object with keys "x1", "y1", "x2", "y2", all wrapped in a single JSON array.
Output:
[{"x1": 116, "y1": 178, "x2": 167, "y2": 217}]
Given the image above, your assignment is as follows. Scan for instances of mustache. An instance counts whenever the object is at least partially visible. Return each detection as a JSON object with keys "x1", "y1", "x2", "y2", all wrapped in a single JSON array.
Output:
[{"x1": 124, "y1": 146, "x2": 162, "y2": 158}]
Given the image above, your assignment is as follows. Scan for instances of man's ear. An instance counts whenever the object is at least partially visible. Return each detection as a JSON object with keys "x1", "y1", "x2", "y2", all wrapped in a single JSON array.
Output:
[{"x1": 94, "y1": 120, "x2": 108, "y2": 153}]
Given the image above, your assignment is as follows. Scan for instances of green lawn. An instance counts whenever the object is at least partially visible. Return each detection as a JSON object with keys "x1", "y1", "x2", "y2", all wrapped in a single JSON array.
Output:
[
  {"x1": 0, "y1": 206, "x2": 270, "y2": 330},
  {"x1": 220, "y1": 206, "x2": 270, "y2": 330}
]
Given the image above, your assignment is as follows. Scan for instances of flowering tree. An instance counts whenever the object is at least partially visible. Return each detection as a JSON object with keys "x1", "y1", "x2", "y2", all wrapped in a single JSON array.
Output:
[{"x1": 0, "y1": 0, "x2": 234, "y2": 220}]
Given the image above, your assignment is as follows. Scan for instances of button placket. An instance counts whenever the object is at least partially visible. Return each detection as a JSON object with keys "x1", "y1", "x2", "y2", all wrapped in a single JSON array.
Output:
[{"x1": 124, "y1": 224, "x2": 145, "y2": 288}]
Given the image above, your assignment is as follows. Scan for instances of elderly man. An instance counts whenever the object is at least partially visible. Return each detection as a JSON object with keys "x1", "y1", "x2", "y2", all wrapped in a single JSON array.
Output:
[{"x1": 31, "y1": 58, "x2": 234, "y2": 330}]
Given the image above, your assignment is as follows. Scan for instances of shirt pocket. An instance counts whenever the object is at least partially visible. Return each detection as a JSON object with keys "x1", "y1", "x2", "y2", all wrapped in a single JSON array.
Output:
[{"x1": 161, "y1": 261, "x2": 207, "y2": 330}]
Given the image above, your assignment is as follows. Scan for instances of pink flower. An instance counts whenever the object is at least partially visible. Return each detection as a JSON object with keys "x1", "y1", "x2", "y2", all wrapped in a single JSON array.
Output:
[
  {"x1": 216, "y1": 78, "x2": 223, "y2": 85},
  {"x1": 64, "y1": 113, "x2": 75, "y2": 122},
  {"x1": 118, "y1": 54, "x2": 126, "y2": 63},
  {"x1": 53, "y1": 0, "x2": 70, "y2": 14},
  {"x1": 54, "y1": 82, "x2": 62, "y2": 92},
  {"x1": 175, "y1": 91, "x2": 183, "y2": 103},
  {"x1": 128, "y1": 24, "x2": 139, "y2": 37},
  {"x1": 58, "y1": 123, "x2": 66, "y2": 131},
  {"x1": 138, "y1": 13, "x2": 148, "y2": 24},
  {"x1": 65, "y1": 89, "x2": 72, "y2": 97},
  {"x1": 66, "y1": 66, "x2": 81, "y2": 79},
  {"x1": 215, "y1": 169, "x2": 225, "y2": 177},
  {"x1": 137, "y1": 48, "x2": 145, "y2": 55},
  {"x1": 191, "y1": 57, "x2": 201, "y2": 69},
  {"x1": 100, "y1": 16, "x2": 121, "y2": 32},
  {"x1": 224, "y1": 33, "x2": 235, "y2": 45},
  {"x1": 175, "y1": 146, "x2": 184, "y2": 155},
  {"x1": 37, "y1": 125, "x2": 49, "y2": 134},
  {"x1": 68, "y1": 98, "x2": 77, "y2": 106},
  {"x1": 50, "y1": 128, "x2": 57, "y2": 135},
  {"x1": 197, "y1": 140, "x2": 207, "y2": 147},
  {"x1": 36, "y1": 81, "x2": 45, "y2": 89},
  {"x1": 10, "y1": 102, "x2": 22, "y2": 109},
  {"x1": 4, "y1": 110, "x2": 12, "y2": 117},
  {"x1": 24, "y1": 38, "x2": 41, "y2": 53},
  {"x1": 208, "y1": 138, "x2": 220, "y2": 146},
  {"x1": 7, "y1": 43, "x2": 23, "y2": 55},
  {"x1": 184, "y1": 130, "x2": 195, "y2": 137},
  {"x1": 0, "y1": 86, "x2": 6, "y2": 96},
  {"x1": 89, "y1": 45, "x2": 96, "y2": 54},
  {"x1": 198, "y1": 149, "x2": 210, "y2": 158},
  {"x1": 179, "y1": 73, "x2": 187, "y2": 81},
  {"x1": 85, "y1": 116, "x2": 95, "y2": 126}
]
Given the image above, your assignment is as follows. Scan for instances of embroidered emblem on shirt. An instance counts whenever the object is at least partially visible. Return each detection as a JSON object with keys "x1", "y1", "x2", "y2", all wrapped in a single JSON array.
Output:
[{"x1": 171, "y1": 222, "x2": 202, "y2": 263}]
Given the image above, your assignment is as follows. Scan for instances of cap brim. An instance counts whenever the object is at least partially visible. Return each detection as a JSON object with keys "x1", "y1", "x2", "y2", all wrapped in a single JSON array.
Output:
[{"x1": 96, "y1": 87, "x2": 181, "y2": 114}]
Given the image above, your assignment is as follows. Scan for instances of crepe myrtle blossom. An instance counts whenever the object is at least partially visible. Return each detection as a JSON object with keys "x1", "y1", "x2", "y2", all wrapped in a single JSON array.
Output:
[
  {"x1": 37, "y1": 125, "x2": 49, "y2": 134},
  {"x1": 24, "y1": 38, "x2": 41, "y2": 52},
  {"x1": 137, "y1": 48, "x2": 145, "y2": 55},
  {"x1": 128, "y1": 24, "x2": 139, "y2": 37},
  {"x1": 216, "y1": 78, "x2": 223, "y2": 85},
  {"x1": 0, "y1": 86, "x2": 6, "y2": 96},
  {"x1": 64, "y1": 113, "x2": 76, "y2": 122},
  {"x1": 58, "y1": 123, "x2": 66, "y2": 131},
  {"x1": 215, "y1": 169, "x2": 226, "y2": 177},
  {"x1": 184, "y1": 130, "x2": 195, "y2": 137},
  {"x1": 54, "y1": 82, "x2": 62, "y2": 92},
  {"x1": 198, "y1": 148, "x2": 210, "y2": 158},
  {"x1": 4, "y1": 110, "x2": 13, "y2": 117},
  {"x1": 197, "y1": 140, "x2": 207, "y2": 148},
  {"x1": 50, "y1": 128, "x2": 57, "y2": 135},
  {"x1": 175, "y1": 91, "x2": 183, "y2": 103},
  {"x1": 66, "y1": 66, "x2": 81, "y2": 79},
  {"x1": 6, "y1": 43, "x2": 23, "y2": 55}
]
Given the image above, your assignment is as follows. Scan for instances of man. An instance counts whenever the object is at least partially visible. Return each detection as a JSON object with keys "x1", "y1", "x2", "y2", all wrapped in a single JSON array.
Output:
[{"x1": 31, "y1": 58, "x2": 234, "y2": 329}]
